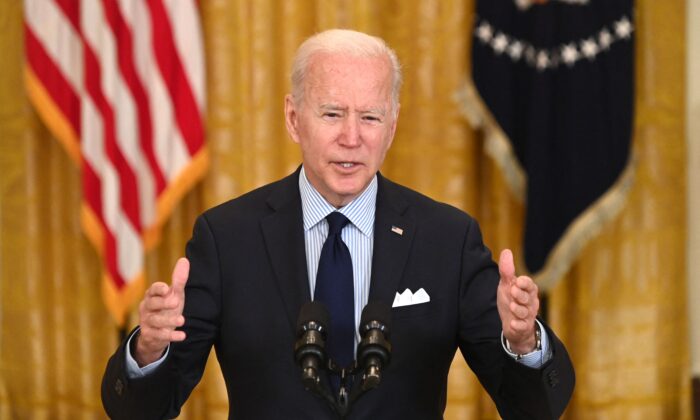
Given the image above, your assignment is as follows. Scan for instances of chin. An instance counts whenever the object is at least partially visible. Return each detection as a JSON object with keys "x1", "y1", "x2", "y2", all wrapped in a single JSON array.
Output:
[
  {"x1": 334, "y1": 180, "x2": 365, "y2": 194},
  {"x1": 329, "y1": 184, "x2": 364, "y2": 205}
]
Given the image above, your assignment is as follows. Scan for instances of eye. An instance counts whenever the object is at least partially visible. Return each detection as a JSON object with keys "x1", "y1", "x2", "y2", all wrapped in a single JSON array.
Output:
[
  {"x1": 322, "y1": 111, "x2": 342, "y2": 120},
  {"x1": 362, "y1": 114, "x2": 382, "y2": 123}
]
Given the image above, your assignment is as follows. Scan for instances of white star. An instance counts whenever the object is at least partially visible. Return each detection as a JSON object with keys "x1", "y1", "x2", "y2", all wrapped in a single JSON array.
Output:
[
  {"x1": 515, "y1": 0, "x2": 533, "y2": 10},
  {"x1": 561, "y1": 43, "x2": 579, "y2": 65},
  {"x1": 508, "y1": 41, "x2": 524, "y2": 60},
  {"x1": 492, "y1": 33, "x2": 509, "y2": 54},
  {"x1": 580, "y1": 38, "x2": 599, "y2": 59},
  {"x1": 598, "y1": 29, "x2": 612, "y2": 50},
  {"x1": 476, "y1": 22, "x2": 493, "y2": 43},
  {"x1": 536, "y1": 50, "x2": 550, "y2": 70},
  {"x1": 614, "y1": 16, "x2": 633, "y2": 39},
  {"x1": 525, "y1": 45, "x2": 536, "y2": 65}
]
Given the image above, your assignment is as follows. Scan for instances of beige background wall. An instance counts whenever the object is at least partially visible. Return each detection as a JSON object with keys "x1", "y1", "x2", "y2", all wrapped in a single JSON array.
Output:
[{"x1": 687, "y1": 0, "x2": 700, "y2": 381}]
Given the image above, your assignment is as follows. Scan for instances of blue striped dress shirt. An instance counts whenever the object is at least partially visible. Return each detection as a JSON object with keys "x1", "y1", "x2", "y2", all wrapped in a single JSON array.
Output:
[{"x1": 299, "y1": 167, "x2": 376, "y2": 345}]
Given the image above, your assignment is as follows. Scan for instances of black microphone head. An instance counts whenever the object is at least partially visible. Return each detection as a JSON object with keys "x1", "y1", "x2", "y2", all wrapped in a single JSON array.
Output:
[
  {"x1": 297, "y1": 301, "x2": 330, "y2": 334},
  {"x1": 294, "y1": 302, "x2": 329, "y2": 391},
  {"x1": 360, "y1": 301, "x2": 392, "y2": 337}
]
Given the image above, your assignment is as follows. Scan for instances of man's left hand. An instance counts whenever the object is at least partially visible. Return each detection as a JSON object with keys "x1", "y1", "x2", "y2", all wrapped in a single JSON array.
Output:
[{"x1": 497, "y1": 249, "x2": 539, "y2": 354}]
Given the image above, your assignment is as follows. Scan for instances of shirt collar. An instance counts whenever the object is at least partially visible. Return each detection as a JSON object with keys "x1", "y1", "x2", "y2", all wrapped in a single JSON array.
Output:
[{"x1": 298, "y1": 166, "x2": 377, "y2": 237}]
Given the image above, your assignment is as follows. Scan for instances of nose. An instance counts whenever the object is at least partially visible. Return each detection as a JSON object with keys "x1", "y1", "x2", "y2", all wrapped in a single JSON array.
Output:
[{"x1": 338, "y1": 114, "x2": 361, "y2": 147}]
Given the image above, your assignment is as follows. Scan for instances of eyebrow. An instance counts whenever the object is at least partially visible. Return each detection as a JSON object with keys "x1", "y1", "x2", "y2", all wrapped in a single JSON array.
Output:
[
  {"x1": 359, "y1": 107, "x2": 386, "y2": 116},
  {"x1": 319, "y1": 104, "x2": 346, "y2": 111},
  {"x1": 318, "y1": 103, "x2": 386, "y2": 115}
]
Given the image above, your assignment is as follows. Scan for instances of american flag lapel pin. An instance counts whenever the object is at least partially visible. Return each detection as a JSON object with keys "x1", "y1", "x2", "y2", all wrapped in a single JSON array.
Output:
[{"x1": 391, "y1": 225, "x2": 404, "y2": 236}]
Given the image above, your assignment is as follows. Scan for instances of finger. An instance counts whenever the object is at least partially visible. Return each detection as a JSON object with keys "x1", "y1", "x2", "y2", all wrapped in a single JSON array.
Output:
[
  {"x1": 510, "y1": 294, "x2": 538, "y2": 317},
  {"x1": 144, "y1": 312, "x2": 185, "y2": 330},
  {"x1": 510, "y1": 285, "x2": 530, "y2": 305},
  {"x1": 509, "y1": 301, "x2": 530, "y2": 319},
  {"x1": 171, "y1": 258, "x2": 190, "y2": 294},
  {"x1": 142, "y1": 295, "x2": 181, "y2": 312},
  {"x1": 142, "y1": 295, "x2": 167, "y2": 312},
  {"x1": 146, "y1": 282, "x2": 171, "y2": 297},
  {"x1": 141, "y1": 326, "x2": 180, "y2": 344},
  {"x1": 498, "y1": 249, "x2": 516, "y2": 284},
  {"x1": 515, "y1": 276, "x2": 538, "y2": 294},
  {"x1": 169, "y1": 330, "x2": 187, "y2": 342},
  {"x1": 142, "y1": 327, "x2": 186, "y2": 344}
]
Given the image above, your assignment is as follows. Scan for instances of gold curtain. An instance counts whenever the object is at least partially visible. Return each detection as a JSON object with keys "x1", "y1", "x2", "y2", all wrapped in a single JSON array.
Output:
[{"x1": 0, "y1": 0, "x2": 689, "y2": 419}]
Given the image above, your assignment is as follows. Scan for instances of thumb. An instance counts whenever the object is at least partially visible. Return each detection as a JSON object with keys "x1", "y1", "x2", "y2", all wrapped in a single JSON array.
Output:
[
  {"x1": 498, "y1": 249, "x2": 516, "y2": 284},
  {"x1": 171, "y1": 257, "x2": 190, "y2": 294}
]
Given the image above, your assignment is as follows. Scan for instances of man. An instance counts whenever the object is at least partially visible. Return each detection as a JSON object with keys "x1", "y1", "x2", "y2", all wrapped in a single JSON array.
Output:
[{"x1": 102, "y1": 29, "x2": 574, "y2": 419}]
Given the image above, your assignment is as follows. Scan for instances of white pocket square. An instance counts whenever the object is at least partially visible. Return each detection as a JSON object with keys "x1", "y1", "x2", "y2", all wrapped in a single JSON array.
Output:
[{"x1": 392, "y1": 288, "x2": 430, "y2": 308}]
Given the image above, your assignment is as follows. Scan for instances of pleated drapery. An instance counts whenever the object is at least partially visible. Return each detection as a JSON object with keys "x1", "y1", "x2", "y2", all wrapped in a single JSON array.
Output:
[{"x1": 0, "y1": 0, "x2": 689, "y2": 418}]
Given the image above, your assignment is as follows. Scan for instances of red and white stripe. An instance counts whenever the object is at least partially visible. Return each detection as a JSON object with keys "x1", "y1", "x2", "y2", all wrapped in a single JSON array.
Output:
[{"x1": 24, "y1": 0, "x2": 207, "y2": 325}]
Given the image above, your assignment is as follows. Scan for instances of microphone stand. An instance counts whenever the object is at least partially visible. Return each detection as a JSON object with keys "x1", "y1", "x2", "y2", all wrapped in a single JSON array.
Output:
[
  {"x1": 331, "y1": 361, "x2": 353, "y2": 418},
  {"x1": 322, "y1": 359, "x2": 384, "y2": 418},
  {"x1": 299, "y1": 362, "x2": 337, "y2": 411},
  {"x1": 296, "y1": 302, "x2": 391, "y2": 418}
]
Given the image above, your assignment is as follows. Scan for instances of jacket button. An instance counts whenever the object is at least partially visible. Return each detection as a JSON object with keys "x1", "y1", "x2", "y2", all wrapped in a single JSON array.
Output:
[
  {"x1": 115, "y1": 379, "x2": 124, "y2": 396},
  {"x1": 547, "y1": 370, "x2": 559, "y2": 388}
]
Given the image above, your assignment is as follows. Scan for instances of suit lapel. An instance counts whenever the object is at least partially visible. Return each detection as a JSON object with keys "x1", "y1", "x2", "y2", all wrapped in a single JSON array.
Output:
[
  {"x1": 369, "y1": 174, "x2": 415, "y2": 306},
  {"x1": 260, "y1": 171, "x2": 415, "y2": 329},
  {"x1": 260, "y1": 170, "x2": 311, "y2": 333}
]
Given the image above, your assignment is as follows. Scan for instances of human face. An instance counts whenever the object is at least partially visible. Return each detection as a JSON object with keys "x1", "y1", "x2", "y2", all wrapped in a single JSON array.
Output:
[{"x1": 285, "y1": 52, "x2": 398, "y2": 208}]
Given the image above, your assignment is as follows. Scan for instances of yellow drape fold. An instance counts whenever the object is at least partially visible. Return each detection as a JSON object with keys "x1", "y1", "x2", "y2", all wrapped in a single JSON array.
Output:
[{"x1": 0, "y1": 0, "x2": 688, "y2": 418}]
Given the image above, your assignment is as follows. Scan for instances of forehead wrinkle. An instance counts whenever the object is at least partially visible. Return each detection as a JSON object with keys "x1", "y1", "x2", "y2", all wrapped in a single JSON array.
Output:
[{"x1": 303, "y1": 54, "x2": 393, "y2": 114}]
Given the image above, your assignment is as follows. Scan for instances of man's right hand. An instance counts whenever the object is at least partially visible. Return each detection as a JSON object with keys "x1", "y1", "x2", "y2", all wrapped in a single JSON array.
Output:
[{"x1": 134, "y1": 257, "x2": 189, "y2": 367}]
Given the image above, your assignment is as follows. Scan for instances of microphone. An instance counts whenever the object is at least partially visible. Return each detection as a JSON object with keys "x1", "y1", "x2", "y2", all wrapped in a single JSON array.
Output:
[
  {"x1": 357, "y1": 302, "x2": 392, "y2": 391},
  {"x1": 294, "y1": 302, "x2": 330, "y2": 390}
]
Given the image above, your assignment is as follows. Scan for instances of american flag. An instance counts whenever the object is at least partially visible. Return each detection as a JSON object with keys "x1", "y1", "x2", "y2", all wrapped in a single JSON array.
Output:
[{"x1": 23, "y1": 0, "x2": 207, "y2": 326}]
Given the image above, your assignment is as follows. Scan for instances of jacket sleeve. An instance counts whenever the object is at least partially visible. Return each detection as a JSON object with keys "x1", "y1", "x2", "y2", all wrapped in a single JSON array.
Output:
[
  {"x1": 456, "y1": 217, "x2": 575, "y2": 419},
  {"x1": 101, "y1": 214, "x2": 222, "y2": 419}
]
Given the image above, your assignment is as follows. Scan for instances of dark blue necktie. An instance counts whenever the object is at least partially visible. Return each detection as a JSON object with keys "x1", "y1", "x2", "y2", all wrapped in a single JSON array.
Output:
[{"x1": 314, "y1": 212, "x2": 355, "y2": 387}]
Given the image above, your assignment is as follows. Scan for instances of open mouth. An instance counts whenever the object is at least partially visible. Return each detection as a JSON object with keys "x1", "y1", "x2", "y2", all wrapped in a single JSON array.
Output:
[{"x1": 333, "y1": 161, "x2": 360, "y2": 169}]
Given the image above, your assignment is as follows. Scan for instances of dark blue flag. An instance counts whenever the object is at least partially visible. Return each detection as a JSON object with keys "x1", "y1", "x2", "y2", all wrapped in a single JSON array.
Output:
[{"x1": 466, "y1": 0, "x2": 635, "y2": 289}]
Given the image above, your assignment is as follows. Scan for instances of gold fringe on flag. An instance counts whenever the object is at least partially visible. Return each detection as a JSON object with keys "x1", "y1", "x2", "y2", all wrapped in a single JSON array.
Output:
[{"x1": 454, "y1": 79, "x2": 636, "y2": 291}]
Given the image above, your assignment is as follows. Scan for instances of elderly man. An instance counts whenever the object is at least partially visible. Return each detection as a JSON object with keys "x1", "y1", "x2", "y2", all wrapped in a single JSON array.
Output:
[{"x1": 102, "y1": 29, "x2": 574, "y2": 419}]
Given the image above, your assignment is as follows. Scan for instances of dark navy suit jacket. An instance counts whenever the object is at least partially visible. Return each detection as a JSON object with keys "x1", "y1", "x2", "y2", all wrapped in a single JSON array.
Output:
[{"x1": 102, "y1": 169, "x2": 574, "y2": 419}]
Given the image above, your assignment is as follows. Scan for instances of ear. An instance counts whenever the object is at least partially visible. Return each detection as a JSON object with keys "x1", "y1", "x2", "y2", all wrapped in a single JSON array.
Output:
[{"x1": 284, "y1": 94, "x2": 301, "y2": 144}]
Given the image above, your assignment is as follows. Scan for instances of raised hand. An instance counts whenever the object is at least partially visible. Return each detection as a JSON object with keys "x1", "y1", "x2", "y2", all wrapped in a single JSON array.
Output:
[
  {"x1": 134, "y1": 258, "x2": 189, "y2": 366},
  {"x1": 497, "y1": 249, "x2": 539, "y2": 354}
]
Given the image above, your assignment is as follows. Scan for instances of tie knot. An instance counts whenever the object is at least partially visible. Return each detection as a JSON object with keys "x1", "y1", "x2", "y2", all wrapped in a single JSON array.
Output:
[{"x1": 326, "y1": 212, "x2": 350, "y2": 235}]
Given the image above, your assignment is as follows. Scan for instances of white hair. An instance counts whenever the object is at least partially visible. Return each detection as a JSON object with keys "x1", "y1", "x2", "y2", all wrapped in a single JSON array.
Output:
[{"x1": 290, "y1": 29, "x2": 402, "y2": 116}]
